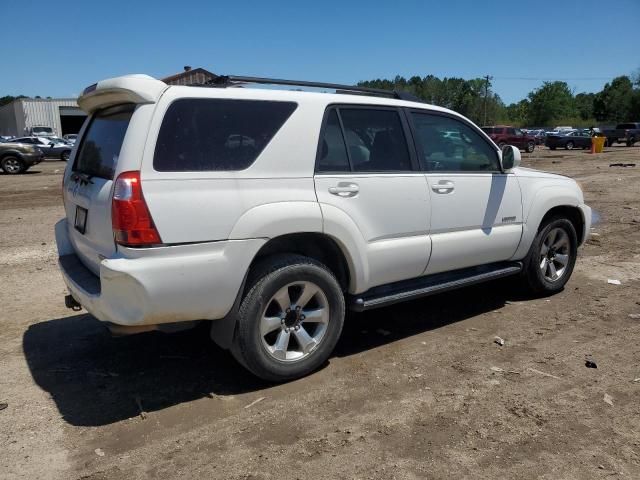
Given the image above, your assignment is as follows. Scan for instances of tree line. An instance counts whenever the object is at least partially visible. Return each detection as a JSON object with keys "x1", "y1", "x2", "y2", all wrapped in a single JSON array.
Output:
[{"x1": 358, "y1": 70, "x2": 640, "y2": 128}]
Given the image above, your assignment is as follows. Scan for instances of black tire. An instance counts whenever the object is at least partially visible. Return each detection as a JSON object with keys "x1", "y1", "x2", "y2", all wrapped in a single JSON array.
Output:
[
  {"x1": 232, "y1": 254, "x2": 345, "y2": 382},
  {"x1": 627, "y1": 138, "x2": 635, "y2": 147},
  {"x1": 522, "y1": 216, "x2": 577, "y2": 294},
  {"x1": 1, "y1": 156, "x2": 25, "y2": 174},
  {"x1": 498, "y1": 141, "x2": 506, "y2": 149},
  {"x1": 565, "y1": 141, "x2": 574, "y2": 150},
  {"x1": 607, "y1": 138, "x2": 615, "y2": 147},
  {"x1": 549, "y1": 146, "x2": 556, "y2": 150},
  {"x1": 61, "y1": 150, "x2": 70, "y2": 161},
  {"x1": 526, "y1": 141, "x2": 535, "y2": 153}
]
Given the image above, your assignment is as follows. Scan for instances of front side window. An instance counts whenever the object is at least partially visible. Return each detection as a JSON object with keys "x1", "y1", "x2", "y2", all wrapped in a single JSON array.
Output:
[
  {"x1": 339, "y1": 108, "x2": 412, "y2": 172},
  {"x1": 154, "y1": 99, "x2": 297, "y2": 172},
  {"x1": 411, "y1": 112, "x2": 499, "y2": 172}
]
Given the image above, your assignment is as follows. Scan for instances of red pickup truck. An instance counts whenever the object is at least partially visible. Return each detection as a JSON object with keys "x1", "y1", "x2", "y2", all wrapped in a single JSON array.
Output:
[{"x1": 481, "y1": 126, "x2": 536, "y2": 153}]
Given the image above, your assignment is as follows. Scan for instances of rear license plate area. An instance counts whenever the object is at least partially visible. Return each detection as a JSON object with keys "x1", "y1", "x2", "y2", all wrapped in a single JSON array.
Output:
[{"x1": 74, "y1": 206, "x2": 87, "y2": 234}]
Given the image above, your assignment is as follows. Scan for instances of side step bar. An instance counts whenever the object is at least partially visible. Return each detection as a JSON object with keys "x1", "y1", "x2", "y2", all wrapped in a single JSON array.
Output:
[{"x1": 350, "y1": 262, "x2": 523, "y2": 312}]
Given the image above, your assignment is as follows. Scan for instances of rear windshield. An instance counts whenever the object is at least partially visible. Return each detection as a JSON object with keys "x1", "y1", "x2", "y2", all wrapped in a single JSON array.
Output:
[
  {"x1": 73, "y1": 104, "x2": 134, "y2": 179},
  {"x1": 153, "y1": 99, "x2": 297, "y2": 171}
]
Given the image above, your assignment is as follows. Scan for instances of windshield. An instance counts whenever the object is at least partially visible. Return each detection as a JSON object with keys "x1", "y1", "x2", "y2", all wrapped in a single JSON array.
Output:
[
  {"x1": 73, "y1": 104, "x2": 134, "y2": 179},
  {"x1": 32, "y1": 127, "x2": 53, "y2": 134}
]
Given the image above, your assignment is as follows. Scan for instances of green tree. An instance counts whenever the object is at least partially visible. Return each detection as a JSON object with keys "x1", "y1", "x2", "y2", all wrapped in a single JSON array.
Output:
[
  {"x1": 0, "y1": 95, "x2": 28, "y2": 107},
  {"x1": 593, "y1": 76, "x2": 634, "y2": 122},
  {"x1": 526, "y1": 81, "x2": 576, "y2": 126},
  {"x1": 574, "y1": 93, "x2": 595, "y2": 121}
]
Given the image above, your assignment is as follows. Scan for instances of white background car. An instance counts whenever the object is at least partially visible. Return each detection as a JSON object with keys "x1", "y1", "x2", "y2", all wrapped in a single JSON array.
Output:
[{"x1": 56, "y1": 74, "x2": 591, "y2": 381}]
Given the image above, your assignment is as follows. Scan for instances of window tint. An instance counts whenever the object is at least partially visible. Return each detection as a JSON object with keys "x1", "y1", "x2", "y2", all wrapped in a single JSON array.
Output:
[
  {"x1": 74, "y1": 104, "x2": 134, "y2": 179},
  {"x1": 338, "y1": 108, "x2": 411, "y2": 172},
  {"x1": 317, "y1": 109, "x2": 350, "y2": 172},
  {"x1": 154, "y1": 99, "x2": 297, "y2": 172},
  {"x1": 507, "y1": 128, "x2": 516, "y2": 135},
  {"x1": 411, "y1": 112, "x2": 499, "y2": 172}
]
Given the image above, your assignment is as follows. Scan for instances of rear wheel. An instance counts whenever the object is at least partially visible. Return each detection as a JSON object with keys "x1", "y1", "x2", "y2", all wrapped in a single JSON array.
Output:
[
  {"x1": 498, "y1": 141, "x2": 506, "y2": 149},
  {"x1": 549, "y1": 146, "x2": 556, "y2": 150},
  {"x1": 61, "y1": 150, "x2": 70, "y2": 161},
  {"x1": 627, "y1": 138, "x2": 635, "y2": 147},
  {"x1": 607, "y1": 138, "x2": 615, "y2": 147},
  {"x1": 526, "y1": 141, "x2": 535, "y2": 153},
  {"x1": 232, "y1": 254, "x2": 345, "y2": 382},
  {"x1": 565, "y1": 141, "x2": 574, "y2": 150},
  {"x1": 1, "y1": 156, "x2": 25, "y2": 174},
  {"x1": 522, "y1": 217, "x2": 577, "y2": 294}
]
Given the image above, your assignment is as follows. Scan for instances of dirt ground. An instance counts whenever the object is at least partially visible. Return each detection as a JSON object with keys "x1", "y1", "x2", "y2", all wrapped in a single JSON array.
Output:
[{"x1": 1, "y1": 146, "x2": 639, "y2": 480}]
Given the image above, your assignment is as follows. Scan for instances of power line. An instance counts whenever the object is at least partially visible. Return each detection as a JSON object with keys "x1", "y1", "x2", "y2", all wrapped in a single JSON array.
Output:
[{"x1": 493, "y1": 76, "x2": 614, "y2": 81}]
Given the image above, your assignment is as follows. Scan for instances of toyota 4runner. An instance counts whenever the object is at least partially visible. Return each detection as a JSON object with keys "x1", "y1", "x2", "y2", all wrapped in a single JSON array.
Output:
[{"x1": 56, "y1": 74, "x2": 591, "y2": 381}]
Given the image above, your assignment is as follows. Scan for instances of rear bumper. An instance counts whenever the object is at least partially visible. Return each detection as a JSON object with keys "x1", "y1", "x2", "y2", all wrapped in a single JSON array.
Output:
[{"x1": 55, "y1": 219, "x2": 265, "y2": 326}]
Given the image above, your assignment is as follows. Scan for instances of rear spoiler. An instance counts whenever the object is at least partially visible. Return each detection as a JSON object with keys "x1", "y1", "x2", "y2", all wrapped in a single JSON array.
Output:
[{"x1": 78, "y1": 74, "x2": 169, "y2": 114}]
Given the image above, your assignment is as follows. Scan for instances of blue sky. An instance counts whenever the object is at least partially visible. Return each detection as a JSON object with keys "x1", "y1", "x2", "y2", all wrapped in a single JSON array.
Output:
[{"x1": 2, "y1": 0, "x2": 638, "y2": 104}]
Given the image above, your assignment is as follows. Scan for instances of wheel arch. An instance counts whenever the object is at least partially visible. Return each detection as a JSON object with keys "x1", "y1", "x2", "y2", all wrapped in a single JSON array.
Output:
[
  {"x1": 538, "y1": 205, "x2": 584, "y2": 244},
  {"x1": 210, "y1": 232, "x2": 355, "y2": 351}
]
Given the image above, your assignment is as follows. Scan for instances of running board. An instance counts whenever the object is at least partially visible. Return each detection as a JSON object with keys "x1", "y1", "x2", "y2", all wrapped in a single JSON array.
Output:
[{"x1": 350, "y1": 262, "x2": 522, "y2": 312}]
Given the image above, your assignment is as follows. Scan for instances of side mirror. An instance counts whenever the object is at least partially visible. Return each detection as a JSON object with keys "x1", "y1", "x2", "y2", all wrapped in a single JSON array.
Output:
[{"x1": 500, "y1": 145, "x2": 521, "y2": 171}]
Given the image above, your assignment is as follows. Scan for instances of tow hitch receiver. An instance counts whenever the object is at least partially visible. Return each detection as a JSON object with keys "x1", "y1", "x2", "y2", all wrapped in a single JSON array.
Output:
[{"x1": 65, "y1": 294, "x2": 82, "y2": 311}]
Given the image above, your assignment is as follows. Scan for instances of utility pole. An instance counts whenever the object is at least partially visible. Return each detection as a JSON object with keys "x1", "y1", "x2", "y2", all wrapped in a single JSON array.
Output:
[{"x1": 483, "y1": 75, "x2": 493, "y2": 126}]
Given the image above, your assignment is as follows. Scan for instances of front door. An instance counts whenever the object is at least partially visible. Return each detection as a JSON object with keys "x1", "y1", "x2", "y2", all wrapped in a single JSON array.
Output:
[
  {"x1": 409, "y1": 111, "x2": 523, "y2": 275},
  {"x1": 314, "y1": 106, "x2": 431, "y2": 292}
]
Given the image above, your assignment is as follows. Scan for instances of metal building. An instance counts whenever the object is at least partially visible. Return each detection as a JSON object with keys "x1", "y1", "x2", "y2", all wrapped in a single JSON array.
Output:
[{"x1": 0, "y1": 98, "x2": 86, "y2": 137}]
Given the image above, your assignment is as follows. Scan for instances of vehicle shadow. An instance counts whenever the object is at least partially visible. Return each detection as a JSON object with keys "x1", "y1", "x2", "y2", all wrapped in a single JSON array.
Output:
[{"x1": 23, "y1": 279, "x2": 535, "y2": 427}]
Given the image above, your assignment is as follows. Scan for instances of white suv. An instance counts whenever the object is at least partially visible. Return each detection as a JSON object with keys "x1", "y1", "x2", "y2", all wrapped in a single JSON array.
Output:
[{"x1": 56, "y1": 74, "x2": 591, "y2": 381}]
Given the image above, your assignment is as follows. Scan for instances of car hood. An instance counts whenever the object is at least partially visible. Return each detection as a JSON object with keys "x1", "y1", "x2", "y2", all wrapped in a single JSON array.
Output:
[{"x1": 513, "y1": 167, "x2": 573, "y2": 181}]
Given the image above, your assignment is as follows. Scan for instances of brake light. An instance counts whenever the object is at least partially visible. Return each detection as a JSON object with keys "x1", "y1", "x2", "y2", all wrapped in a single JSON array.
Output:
[{"x1": 111, "y1": 171, "x2": 161, "y2": 246}]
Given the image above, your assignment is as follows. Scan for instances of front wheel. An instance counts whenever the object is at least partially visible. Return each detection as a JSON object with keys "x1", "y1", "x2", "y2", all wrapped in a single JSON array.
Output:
[
  {"x1": 565, "y1": 141, "x2": 574, "y2": 150},
  {"x1": 498, "y1": 141, "x2": 506, "y2": 150},
  {"x1": 522, "y1": 217, "x2": 577, "y2": 294},
  {"x1": 526, "y1": 141, "x2": 535, "y2": 153},
  {"x1": 232, "y1": 254, "x2": 345, "y2": 382},
  {"x1": 61, "y1": 150, "x2": 70, "y2": 161},
  {"x1": 1, "y1": 156, "x2": 25, "y2": 174}
]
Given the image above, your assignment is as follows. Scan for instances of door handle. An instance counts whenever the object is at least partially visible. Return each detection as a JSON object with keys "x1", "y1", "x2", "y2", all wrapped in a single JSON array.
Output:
[
  {"x1": 328, "y1": 182, "x2": 359, "y2": 197},
  {"x1": 432, "y1": 180, "x2": 455, "y2": 194}
]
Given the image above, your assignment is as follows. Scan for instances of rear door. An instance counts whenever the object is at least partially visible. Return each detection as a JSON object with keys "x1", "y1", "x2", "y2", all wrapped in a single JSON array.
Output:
[
  {"x1": 314, "y1": 106, "x2": 431, "y2": 290},
  {"x1": 62, "y1": 104, "x2": 135, "y2": 274}
]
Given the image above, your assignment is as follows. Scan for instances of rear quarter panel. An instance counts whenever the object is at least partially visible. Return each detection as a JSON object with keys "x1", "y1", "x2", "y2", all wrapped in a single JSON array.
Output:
[{"x1": 140, "y1": 88, "x2": 326, "y2": 244}]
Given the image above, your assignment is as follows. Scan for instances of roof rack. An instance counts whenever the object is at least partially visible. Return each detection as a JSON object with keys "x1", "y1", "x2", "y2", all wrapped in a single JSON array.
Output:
[{"x1": 201, "y1": 75, "x2": 424, "y2": 103}]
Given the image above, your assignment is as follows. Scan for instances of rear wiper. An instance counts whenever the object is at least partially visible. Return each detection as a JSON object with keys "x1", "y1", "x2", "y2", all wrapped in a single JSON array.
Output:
[{"x1": 71, "y1": 172, "x2": 94, "y2": 185}]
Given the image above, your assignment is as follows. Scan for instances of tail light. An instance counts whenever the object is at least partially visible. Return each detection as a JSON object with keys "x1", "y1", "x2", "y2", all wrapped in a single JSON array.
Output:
[{"x1": 112, "y1": 171, "x2": 161, "y2": 246}]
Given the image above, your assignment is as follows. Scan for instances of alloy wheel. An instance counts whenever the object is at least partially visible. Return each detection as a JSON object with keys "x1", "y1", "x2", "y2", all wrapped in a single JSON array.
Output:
[
  {"x1": 539, "y1": 227, "x2": 571, "y2": 282},
  {"x1": 260, "y1": 281, "x2": 330, "y2": 362}
]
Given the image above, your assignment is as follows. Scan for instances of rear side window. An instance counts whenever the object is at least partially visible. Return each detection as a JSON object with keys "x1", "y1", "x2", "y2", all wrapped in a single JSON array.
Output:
[
  {"x1": 317, "y1": 110, "x2": 350, "y2": 172},
  {"x1": 154, "y1": 99, "x2": 297, "y2": 171},
  {"x1": 74, "y1": 104, "x2": 134, "y2": 179}
]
